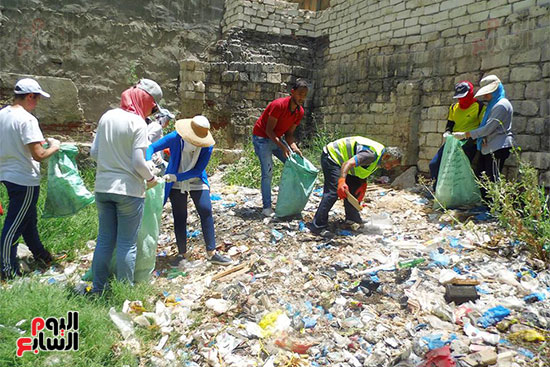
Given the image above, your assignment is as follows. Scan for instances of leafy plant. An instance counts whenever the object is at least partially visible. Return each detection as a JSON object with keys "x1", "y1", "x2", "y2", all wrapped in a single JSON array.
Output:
[{"x1": 479, "y1": 151, "x2": 550, "y2": 264}]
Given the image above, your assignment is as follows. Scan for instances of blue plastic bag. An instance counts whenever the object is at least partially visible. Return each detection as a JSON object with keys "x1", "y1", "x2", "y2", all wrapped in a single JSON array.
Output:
[
  {"x1": 275, "y1": 153, "x2": 319, "y2": 218},
  {"x1": 477, "y1": 306, "x2": 511, "y2": 328}
]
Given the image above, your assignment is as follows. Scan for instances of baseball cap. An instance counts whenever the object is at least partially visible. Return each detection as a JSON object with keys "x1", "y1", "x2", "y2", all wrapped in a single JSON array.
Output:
[
  {"x1": 453, "y1": 82, "x2": 471, "y2": 99},
  {"x1": 14, "y1": 78, "x2": 50, "y2": 98},
  {"x1": 136, "y1": 79, "x2": 162, "y2": 104},
  {"x1": 474, "y1": 75, "x2": 501, "y2": 98}
]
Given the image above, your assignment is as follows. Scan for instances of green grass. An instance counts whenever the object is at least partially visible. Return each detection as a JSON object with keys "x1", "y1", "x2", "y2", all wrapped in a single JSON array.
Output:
[
  {"x1": 0, "y1": 168, "x2": 98, "y2": 261},
  {"x1": 221, "y1": 128, "x2": 344, "y2": 188},
  {"x1": 0, "y1": 279, "x2": 156, "y2": 367}
]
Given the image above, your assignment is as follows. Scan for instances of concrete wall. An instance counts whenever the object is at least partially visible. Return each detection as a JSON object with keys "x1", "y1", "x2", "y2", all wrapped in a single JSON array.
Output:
[
  {"x1": 216, "y1": 0, "x2": 550, "y2": 182},
  {"x1": 0, "y1": 0, "x2": 225, "y2": 125}
]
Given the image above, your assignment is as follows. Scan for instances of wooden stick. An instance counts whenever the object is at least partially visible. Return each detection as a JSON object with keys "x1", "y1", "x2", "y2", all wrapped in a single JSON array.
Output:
[
  {"x1": 212, "y1": 262, "x2": 249, "y2": 281},
  {"x1": 346, "y1": 191, "x2": 362, "y2": 211}
]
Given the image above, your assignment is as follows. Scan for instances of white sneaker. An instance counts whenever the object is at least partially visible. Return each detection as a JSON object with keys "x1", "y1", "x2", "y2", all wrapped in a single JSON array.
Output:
[{"x1": 262, "y1": 208, "x2": 274, "y2": 217}]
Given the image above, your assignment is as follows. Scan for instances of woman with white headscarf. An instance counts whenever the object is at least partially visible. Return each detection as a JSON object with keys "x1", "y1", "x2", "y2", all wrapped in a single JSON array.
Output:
[{"x1": 146, "y1": 115, "x2": 231, "y2": 267}]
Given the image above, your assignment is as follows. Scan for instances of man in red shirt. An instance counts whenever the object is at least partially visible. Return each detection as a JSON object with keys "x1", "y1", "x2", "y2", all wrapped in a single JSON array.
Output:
[{"x1": 252, "y1": 79, "x2": 308, "y2": 216}]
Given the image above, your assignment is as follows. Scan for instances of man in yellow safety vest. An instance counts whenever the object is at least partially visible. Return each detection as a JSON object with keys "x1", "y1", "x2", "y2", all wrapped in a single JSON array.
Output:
[{"x1": 307, "y1": 136, "x2": 402, "y2": 235}]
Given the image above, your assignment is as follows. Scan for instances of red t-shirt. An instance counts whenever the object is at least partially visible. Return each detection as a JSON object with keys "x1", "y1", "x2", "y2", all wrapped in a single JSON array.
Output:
[{"x1": 252, "y1": 96, "x2": 304, "y2": 138}]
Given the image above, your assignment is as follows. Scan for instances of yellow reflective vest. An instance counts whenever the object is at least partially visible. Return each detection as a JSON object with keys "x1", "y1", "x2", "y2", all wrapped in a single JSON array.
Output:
[{"x1": 326, "y1": 136, "x2": 385, "y2": 179}]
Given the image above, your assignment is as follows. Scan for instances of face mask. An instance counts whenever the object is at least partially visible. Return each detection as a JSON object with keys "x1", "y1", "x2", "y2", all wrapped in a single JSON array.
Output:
[{"x1": 182, "y1": 141, "x2": 198, "y2": 153}]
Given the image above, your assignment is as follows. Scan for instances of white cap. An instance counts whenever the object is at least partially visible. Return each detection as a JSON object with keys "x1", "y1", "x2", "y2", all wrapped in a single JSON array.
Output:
[
  {"x1": 474, "y1": 75, "x2": 501, "y2": 98},
  {"x1": 136, "y1": 78, "x2": 162, "y2": 103},
  {"x1": 14, "y1": 78, "x2": 50, "y2": 98},
  {"x1": 157, "y1": 107, "x2": 175, "y2": 120}
]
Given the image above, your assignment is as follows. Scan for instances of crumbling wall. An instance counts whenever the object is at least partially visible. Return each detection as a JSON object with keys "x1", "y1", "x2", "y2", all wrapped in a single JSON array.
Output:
[
  {"x1": 215, "y1": 0, "x2": 550, "y2": 183},
  {"x1": 0, "y1": 0, "x2": 224, "y2": 127}
]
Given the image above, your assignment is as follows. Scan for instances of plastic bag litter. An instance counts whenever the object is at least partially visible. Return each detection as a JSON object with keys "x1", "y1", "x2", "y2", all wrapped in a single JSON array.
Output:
[
  {"x1": 435, "y1": 136, "x2": 481, "y2": 209},
  {"x1": 43, "y1": 144, "x2": 94, "y2": 218},
  {"x1": 275, "y1": 153, "x2": 318, "y2": 218},
  {"x1": 477, "y1": 306, "x2": 511, "y2": 328},
  {"x1": 109, "y1": 307, "x2": 134, "y2": 339}
]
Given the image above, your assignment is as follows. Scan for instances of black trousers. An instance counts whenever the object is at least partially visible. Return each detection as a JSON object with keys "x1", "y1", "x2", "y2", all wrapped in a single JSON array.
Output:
[
  {"x1": 312, "y1": 152, "x2": 364, "y2": 228},
  {"x1": 478, "y1": 148, "x2": 511, "y2": 182}
]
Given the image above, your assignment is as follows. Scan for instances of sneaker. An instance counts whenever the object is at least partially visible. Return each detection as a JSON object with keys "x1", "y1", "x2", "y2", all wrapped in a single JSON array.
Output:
[
  {"x1": 36, "y1": 251, "x2": 53, "y2": 266},
  {"x1": 262, "y1": 208, "x2": 274, "y2": 217},
  {"x1": 169, "y1": 254, "x2": 188, "y2": 268},
  {"x1": 208, "y1": 253, "x2": 232, "y2": 266},
  {"x1": 306, "y1": 222, "x2": 332, "y2": 237}
]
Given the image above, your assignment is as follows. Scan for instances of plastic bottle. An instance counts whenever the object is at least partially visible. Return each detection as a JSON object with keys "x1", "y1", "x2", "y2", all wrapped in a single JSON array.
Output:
[{"x1": 398, "y1": 257, "x2": 426, "y2": 268}]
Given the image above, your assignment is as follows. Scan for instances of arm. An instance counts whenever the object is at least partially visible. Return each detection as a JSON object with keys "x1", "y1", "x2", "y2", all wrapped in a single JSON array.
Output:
[
  {"x1": 445, "y1": 120, "x2": 455, "y2": 133},
  {"x1": 28, "y1": 142, "x2": 59, "y2": 162},
  {"x1": 265, "y1": 116, "x2": 291, "y2": 158},
  {"x1": 284, "y1": 124, "x2": 302, "y2": 157},
  {"x1": 90, "y1": 134, "x2": 98, "y2": 160},
  {"x1": 340, "y1": 157, "x2": 357, "y2": 179},
  {"x1": 174, "y1": 146, "x2": 213, "y2": 182},
  {"x1": 132, "y1": 147, "x2": 154, "y2": 181},
  {"x1": 467, "y1": 118, "x2": 501, "y2": 140},
  {"x1": 146, "y1": 131, "x2": 176, "y2": 160}
]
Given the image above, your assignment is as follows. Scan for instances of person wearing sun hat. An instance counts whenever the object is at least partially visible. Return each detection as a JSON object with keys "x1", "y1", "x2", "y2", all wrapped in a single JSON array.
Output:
[
  {"x1": 146, "y1": 115, "x2": 232, "y2": 267},
  {"x1": 453, "y1": 75, "x2": 515, "y2": 186},
  {"x1": 0, "y1": 78, "x2": 60, "y2": 280},
  {"x1": 428, "y1": 81, "x2": 486, "y2": 190},
  {"x1": 90, "y1": 78, "x2": 163, "y2": 293}
]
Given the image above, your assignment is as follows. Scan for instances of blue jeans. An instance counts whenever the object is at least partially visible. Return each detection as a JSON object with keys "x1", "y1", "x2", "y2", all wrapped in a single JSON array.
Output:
[
  {"x1": 252, "y1": 135, "x2": 287, "y2": 209},
  {"x1": 169, "y1": 189, "x2": 216, "y2": 254},
  {"x1": 92, "y1": 192, "x2": 144, "y2": 292},
  {"x1": 1, "y1": 181, "x2": 50, "y2": 278}
]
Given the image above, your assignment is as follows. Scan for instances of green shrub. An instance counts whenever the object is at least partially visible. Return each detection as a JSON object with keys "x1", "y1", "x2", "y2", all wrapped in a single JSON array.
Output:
[{"x1": 480, "y1": 152, "x2": 550, "y2": 264}]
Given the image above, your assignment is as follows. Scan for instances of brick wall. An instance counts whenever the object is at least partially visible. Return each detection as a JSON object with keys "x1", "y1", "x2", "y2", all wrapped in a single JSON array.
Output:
[{"x1": 214, "y1": 0, "x2": 550, "y2": 183}]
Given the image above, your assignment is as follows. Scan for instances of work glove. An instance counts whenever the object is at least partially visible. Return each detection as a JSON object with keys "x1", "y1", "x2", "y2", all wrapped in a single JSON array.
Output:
[
  {"x1": 355, "y1": 182, "x2": 367, "y2": 202},
  {"x1": 146, "y1": 176, "x2": 158, "y2": 190},
  {"x1": 163, "y1": 174, "x2": 177, "y2": 183},
  {"x1": 443, "y1": 131, "x2": 451, "y2": 138},
  {"x1": 337, "y1": 177, "x2": 349, "y2": 200},
  {"x1": 152, "y1": 154, "x2": 166, "y2": 167},
  {"x1": 453, "y1": 132, "x2": 467, "y2": 140},
  {"x1": 145, "y1": 160, "x2": 161, "y2": 176},
  {"x1": 45, "y1": 138, "x2": 61, "y2": 148}
]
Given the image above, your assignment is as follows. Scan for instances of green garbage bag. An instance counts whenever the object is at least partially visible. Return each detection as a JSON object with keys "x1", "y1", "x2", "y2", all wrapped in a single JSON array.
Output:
[
  {"x1": 43, "y1": 144, "x2": 94, "y2": 218},
  {"x1": 134, "y1": 181, "x2": 165, "y2": 282},
  {"x1": 82, "y1": 181, "x2": 165, "y2": 283},
  {"x1": 275, "y1": 153, "x2": 319, "y2": 218},
  {"x1": 435, "y1": 136, "x2": 481, "y2": 209}
]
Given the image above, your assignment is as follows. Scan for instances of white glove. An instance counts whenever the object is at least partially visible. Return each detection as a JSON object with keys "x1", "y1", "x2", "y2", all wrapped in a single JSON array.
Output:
[
  {"x1": 453, "y1": 132, "x2": 467, "y2": 140},
  {"x1": 443, "y1": 131, "x2": 451, "y2": 138},
  {"x1": 152, "y1": 154, "x2": 165, "y2": 166},
  {"x1": 158, "y1": 115, "x2": 171, "y2": 127},
  {"x1": 46, "y1": 138, "x2": 60, "y2": 148},
  {"x1": 163, "y1": 174, "x2": 177, "y2": 183},
  {"x1": 146, "y1": 176, "x2": 158, "y2": 190}
]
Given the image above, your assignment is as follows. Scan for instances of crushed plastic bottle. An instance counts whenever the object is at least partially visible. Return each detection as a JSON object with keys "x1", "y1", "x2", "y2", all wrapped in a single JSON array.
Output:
[{"x1": 398, "y1": 257, "x2": 426, "y2": 269}]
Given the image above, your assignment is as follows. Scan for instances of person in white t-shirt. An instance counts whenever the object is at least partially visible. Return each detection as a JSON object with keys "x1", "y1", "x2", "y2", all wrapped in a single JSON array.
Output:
[
  {"x1": 90, "y1": 79, "x2": 162, "y2": 293},
  {"x1": 0, "y1": 78, "x2": 60, "y2": 280}
]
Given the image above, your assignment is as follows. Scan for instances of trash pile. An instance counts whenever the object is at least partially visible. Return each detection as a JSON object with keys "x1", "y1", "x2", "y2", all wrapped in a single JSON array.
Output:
[{"x1": 20, "y1": 173, "x2": 550, "y2": 366}]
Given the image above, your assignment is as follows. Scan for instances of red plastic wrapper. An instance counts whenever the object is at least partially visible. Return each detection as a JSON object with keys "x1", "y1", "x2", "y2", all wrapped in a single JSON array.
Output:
[
  {"x1": 418, "y1": 346, "x2": 456, "y2": 367},
  {"x1": 275, "y1": 338, "x2": 313, "y2": 354}
]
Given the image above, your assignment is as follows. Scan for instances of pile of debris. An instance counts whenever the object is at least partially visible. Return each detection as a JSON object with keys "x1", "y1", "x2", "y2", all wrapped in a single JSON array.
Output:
[{"x1": 22, "y1": 173, "x2": 550, "y2": 366}]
